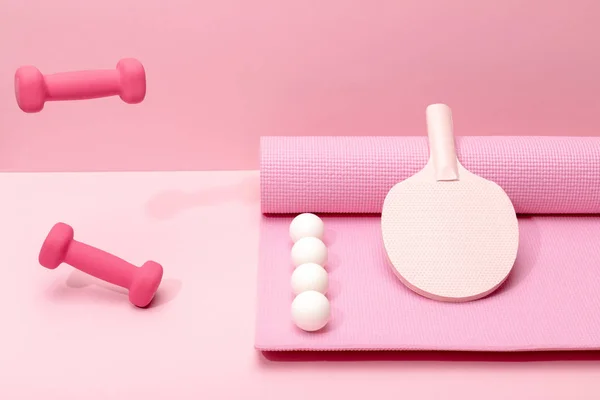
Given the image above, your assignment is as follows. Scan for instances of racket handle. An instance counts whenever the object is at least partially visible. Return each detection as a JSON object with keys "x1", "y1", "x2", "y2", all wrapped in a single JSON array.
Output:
[{"x1": 426, "y1": 103, "x2": 459, "y2": 181}]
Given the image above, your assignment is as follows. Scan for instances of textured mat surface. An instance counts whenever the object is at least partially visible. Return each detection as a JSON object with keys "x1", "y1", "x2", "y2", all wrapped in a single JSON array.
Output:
[
  {"x1": 256, "y1": 215, "x2": 600, "y2": 351},
  {"x1": 260, "y1": 136, "x2": 600, "y2": 214}
]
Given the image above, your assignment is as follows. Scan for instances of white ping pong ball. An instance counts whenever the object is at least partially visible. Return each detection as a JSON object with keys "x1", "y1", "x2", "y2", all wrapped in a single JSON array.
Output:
[
  {"x1": 291, "y1": 263, "x2": 329, "y2": 295},
  {"x1": 291, "y1": 237, "x2": 328, "y2": 267},
  {"x1": 289, "y1": 213, "x2": 324, "y2": 242},
  {"x1": 291, "y1": 290, "x2": 330, "y2": 331}
]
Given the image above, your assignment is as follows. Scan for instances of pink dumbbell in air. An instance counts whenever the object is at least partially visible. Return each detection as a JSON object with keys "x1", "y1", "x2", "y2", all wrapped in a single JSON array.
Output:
[
  {"x1": 39, "y1": 222, "x2": 163, "y2": 308},
  {"x1": 15, "y1": 58, "x2": 146, "y2": 113}
]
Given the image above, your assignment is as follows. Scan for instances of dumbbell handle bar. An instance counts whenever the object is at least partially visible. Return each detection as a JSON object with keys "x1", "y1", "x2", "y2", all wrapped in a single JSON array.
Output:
[
  {"x1": 43, "y1": 70, "x2": 123, "y2": 101},
  {"x1": 64, "y1": 239, "x2": 138, "y2": 289}
]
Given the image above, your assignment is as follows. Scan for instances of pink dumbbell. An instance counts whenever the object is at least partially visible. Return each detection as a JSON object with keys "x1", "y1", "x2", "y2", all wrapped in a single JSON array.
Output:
[
  {"x1": 39, "y1": 222, "x2": 163, "y2": 308},
  {"x1": 15, "y1": 58, "x2": 146, "y2": 113}
]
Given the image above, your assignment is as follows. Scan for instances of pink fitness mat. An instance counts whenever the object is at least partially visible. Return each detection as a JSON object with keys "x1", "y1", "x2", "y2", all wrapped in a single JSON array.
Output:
[{"x1": 255, "y1": 136, "x2": 600, "y2": 352}]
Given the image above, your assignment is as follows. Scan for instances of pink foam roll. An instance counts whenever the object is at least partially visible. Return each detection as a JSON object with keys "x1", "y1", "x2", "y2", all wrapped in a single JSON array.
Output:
[{"x1": 260, "y1": 136, "x2": 600, "y2": 215}]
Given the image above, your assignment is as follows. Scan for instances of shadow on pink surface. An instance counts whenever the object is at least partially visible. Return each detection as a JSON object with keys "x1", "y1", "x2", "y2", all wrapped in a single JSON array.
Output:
[
  {"x1": 145, "y1": 176, "x2": 259, "y2": 219},
  {"x1": 46, "y1": 269, "x2": 182, "y2": 309},
  {"x1": 260, "y1": 350, "x2": 600, "y2": 363}
]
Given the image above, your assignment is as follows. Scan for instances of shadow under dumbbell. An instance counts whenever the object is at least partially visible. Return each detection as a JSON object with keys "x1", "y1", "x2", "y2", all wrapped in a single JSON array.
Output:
[{"x1": 51, "y1": 269, "x2": 182, "y2": 308}]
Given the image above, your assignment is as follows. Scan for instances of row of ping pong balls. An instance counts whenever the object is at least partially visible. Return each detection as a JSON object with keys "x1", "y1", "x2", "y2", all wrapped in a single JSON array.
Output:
[{"x1": 289, "y1": 213, "x2": 330, "y2": 332}]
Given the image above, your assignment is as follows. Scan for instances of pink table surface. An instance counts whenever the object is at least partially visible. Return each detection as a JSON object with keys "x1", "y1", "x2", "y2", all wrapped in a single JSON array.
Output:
[{"x1": 1, "y1": 170, "x2": 599, "y2": 399}]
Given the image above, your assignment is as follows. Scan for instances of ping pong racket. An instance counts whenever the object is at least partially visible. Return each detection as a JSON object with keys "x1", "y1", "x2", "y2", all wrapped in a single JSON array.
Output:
[{"x1": 381, "y1": 103, "x2": 519, "y2": 302}]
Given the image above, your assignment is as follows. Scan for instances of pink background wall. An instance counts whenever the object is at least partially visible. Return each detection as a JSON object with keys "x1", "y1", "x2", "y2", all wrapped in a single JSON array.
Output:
[{"x1": 1, "y1": 0, "x2": 599, "y2": 172}]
